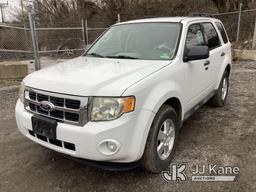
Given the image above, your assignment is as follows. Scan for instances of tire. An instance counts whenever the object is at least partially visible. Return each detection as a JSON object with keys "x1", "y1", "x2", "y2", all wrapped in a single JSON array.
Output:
[
  {"x1": 141, "y1": 105, "x2": 179, "y2": 173},
  {"x1": 209, "y1": 71, "x2": 229, "y2": 107}
]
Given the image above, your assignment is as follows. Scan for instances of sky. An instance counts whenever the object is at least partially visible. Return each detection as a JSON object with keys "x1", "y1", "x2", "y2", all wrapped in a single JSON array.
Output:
[{"x1": 0, "y1": 0, "x2": 22, "y2": 22}]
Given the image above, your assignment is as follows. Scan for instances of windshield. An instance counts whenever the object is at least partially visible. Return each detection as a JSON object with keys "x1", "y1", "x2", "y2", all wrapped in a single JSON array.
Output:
[{"x1": 86, "y1": 23, "x2": 181, "y2": 60}]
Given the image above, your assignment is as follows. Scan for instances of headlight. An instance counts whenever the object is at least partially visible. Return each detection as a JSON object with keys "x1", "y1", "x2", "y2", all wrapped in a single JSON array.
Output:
[
  {"x1": 19, "y1": 81, "x2": 25, "y2": 103},
  {"x1": 90, "y1": 96, "x2": 135, "y2": 121}
]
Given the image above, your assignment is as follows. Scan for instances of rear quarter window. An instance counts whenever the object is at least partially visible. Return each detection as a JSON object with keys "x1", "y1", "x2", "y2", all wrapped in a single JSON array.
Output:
[{"x1": 215, "y1": 22, "x2": 229, "y2": 44}]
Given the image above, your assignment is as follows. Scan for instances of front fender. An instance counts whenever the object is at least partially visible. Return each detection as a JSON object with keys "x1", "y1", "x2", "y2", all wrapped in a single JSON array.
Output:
[
  {"x1": 123, "y1": 78, "x2": 185, "y2": 160},
  {"x1": 141, "y1": 80, "x2": 184, "y2": 116}
]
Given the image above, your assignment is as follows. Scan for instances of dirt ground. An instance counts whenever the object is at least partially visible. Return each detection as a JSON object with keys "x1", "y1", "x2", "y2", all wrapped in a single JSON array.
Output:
[{"x1": 0, "y1": 61, "x2": 256, "y2": 192}]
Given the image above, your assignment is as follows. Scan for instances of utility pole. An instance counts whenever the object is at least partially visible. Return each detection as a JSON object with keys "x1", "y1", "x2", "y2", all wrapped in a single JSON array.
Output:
[
  {"x1": 20, "y1": 0, "x2": 29, "y2": 46},
  {"x1": 29, "y1": 12, "x2": 41, "y2": 70},
  {"x1": 253, "y1": 17, "x2": 256, "y2": 49},
  {"x1": 0, "y1": 1, "x2": 8, "y2": 23},
  {"x1": 20, "y1": 0, "x2": 26, "y2": 25},
  {"x1": 236, "y1": 3, "x2": 243, "y2": 42},
  {"x1": 117, "y1": 13, "x2": 121, "y2": 23}
]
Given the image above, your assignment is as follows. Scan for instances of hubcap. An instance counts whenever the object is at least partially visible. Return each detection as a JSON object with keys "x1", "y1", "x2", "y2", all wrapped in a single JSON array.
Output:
[
  {"x1": 157, "y1": 119, "x2": 175, "y2": 160},
  {"x1": 221, "y1": 77, "x2": 228, "y2": 100}
]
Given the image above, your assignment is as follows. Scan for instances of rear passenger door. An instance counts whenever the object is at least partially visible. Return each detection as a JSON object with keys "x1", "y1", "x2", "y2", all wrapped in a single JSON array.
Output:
[
  {"x1": 201, "y1": 22, "x2": 224, "y2": 86},
  {"x1": 215, "y1": 21, "x2": 232, "y2": 74}
]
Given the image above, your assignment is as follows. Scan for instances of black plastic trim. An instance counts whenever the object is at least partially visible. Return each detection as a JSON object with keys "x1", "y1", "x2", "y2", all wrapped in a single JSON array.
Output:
[
  {"x1": 184, "y1": 90, "x2": 217, "y2": 121},
  {"x1": 60, "y1": 153, "x2": 141, "y2": 171}
]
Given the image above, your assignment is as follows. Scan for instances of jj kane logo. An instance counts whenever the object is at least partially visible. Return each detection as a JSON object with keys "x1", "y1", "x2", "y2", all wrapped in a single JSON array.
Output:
[
  {"x1": 162, "y1": 163, "x2": 187, "y2": 182},
  {"x1": 162, "y1": 163, "x2": 240, "y2": 182}
]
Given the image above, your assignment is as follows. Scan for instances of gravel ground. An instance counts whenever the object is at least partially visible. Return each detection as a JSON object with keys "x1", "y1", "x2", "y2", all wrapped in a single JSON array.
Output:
[{"x1": 0, "y1": 61, "x2": 256, "y2": 192}]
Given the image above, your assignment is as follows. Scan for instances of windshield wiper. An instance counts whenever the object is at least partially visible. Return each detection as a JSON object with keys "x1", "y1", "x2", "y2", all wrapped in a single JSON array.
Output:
[
  {"x1": 106, "y1": 55, "x2": 139, "y2": 59},
  {"x1": 87, "y1": 52, "x2": 106, "y2": 58}
]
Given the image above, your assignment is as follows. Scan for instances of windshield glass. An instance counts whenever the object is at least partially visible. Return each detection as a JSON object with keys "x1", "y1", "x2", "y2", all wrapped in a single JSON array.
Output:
[{"x1": 86, "y1": 23, "x2": 181, "y2": 60}]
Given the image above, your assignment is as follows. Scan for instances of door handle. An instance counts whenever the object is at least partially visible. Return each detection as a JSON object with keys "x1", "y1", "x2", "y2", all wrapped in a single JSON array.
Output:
[
  {"x1": 204, "y1": 60, "x2": 210, "y2": 66},
  {"x1": 221, "y1": 52, "x2": 225, "y2": 57}
]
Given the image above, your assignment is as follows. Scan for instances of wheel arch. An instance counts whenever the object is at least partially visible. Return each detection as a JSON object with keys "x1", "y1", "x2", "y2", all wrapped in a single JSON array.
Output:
[
  {"x1": 137, "y1": 94, "x2": 184, "y2": 160},
  {"x1": 162, "y1": 97, "x2": 182, "y2": 122},
  {"x1": 226, "y1": 64, "x2": 231, "y2": 76},
  {"x1": 215, "y1": 62, "x2": 232, "y2": 90}
]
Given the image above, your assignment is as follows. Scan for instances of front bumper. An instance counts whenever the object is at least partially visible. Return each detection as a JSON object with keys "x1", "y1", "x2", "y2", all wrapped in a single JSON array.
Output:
[{"x1": 15, "y1": 99, "x2": 155, "y2": 163}]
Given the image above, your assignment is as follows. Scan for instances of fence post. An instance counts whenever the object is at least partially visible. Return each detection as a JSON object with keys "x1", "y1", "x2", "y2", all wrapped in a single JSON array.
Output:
[
  {"x1": 236, "y1": 3, "x2": 242, "y2": 42},
  {"x1": 117, "y1": 14, "x2": 121, "y2": 23},
  {"x1": 28, "y1": 12, "x2": 40, "y2": 71},
  {"x1": 252, "y1": 17, "x2": 256, "y2": 49},
  {"x1": 81, "y1": 19, "x2": 86, "y2": 49},
  {"x1": 85, "y1": 20, "x2": 89, "y2": 46}
]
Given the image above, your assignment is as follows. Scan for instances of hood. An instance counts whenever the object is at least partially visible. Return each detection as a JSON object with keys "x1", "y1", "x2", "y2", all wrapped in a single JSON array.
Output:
[{"x1": 24, "y1": 57, "x2": 171, "y2": 96}]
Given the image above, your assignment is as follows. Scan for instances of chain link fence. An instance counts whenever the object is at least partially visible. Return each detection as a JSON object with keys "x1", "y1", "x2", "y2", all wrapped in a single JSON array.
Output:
[
  {"x1": 0, "y1": 9, "x2": 256, "y2": 68},
  {"x1": 0, "y1": 18, "x2": 111, "y2": 64},
  {"x1": 213, "y1": 8, "x2": 256, "y2": 49},
  {"x1": 37, "y1": 24, "x2": 86, "y2": 58},
  {"x1": 0, "y1": 24, "x2": 33, "y2": 60},
  {"x1": 86, "y1": 20, "x2": 114, "y2": 44}
]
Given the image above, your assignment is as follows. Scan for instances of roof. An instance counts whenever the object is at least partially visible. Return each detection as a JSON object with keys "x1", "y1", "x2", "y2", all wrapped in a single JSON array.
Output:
[
  {"x1": 121, "y1": 17, "x2": 186, "y2": 24},
  {"x1": 116, "y1": 16, "x2": 220, "y2": 25}
]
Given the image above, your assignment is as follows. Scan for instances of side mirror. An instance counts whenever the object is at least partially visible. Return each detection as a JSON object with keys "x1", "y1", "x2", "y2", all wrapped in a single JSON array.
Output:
[{"x1": 184, "y1": 46, "x2": 209, "y2": 62}]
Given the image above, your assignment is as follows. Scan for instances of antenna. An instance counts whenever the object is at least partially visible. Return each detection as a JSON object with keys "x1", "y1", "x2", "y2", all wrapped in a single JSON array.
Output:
[{"x1": 0, "y1": 1, "x2": 8, "y2": 23}]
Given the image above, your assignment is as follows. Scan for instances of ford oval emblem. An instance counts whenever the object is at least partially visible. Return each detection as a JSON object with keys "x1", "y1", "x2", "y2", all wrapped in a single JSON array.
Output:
[{"x1": 39, "y1": 101, "x2": 55, "y2": 112}]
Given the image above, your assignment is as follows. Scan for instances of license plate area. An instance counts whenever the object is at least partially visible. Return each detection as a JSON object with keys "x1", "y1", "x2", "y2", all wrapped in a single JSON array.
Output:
[{"x1": 32, "y1": 115, "x2": 57, "y2": 139}]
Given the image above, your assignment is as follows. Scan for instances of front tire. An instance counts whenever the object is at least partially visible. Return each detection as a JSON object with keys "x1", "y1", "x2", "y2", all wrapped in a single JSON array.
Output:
[
  {"x1": 209, "y1": 71, "x2": 229, "y2": 107},
  {"x1": 142, "y1": 105, "x2": 179, "y2": 173}
]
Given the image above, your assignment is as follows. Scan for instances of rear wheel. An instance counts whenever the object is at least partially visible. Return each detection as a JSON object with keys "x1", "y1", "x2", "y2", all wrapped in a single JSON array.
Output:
[
  {"x1": 142, "y1": 105, "x2": 179, "y2": 173},
  {"x1": 209, "y1": 71, "x2": 229, "y2": 107}
]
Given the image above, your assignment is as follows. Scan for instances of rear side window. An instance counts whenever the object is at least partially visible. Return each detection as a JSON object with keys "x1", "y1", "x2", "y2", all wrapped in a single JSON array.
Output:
[
  {"x1": 201, "y1": 23, "x2": 220, "y2": 50},
  {"x1": 215, "y1": 22, "x2": 228, "y2": 44}
]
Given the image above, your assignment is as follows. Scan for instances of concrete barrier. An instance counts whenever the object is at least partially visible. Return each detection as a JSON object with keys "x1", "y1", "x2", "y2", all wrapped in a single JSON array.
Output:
[
  {"x1": 233, "y1": 49, "x2": 256, "y2": 61},
  {"x1": 0, "y1": 62, "x2": 28, "y2": 80}
]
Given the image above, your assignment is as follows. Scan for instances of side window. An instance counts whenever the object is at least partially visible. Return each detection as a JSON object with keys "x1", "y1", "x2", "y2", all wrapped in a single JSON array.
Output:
[
  {"x1": 202, "y1": 23, "x2": 221, "y2": 50},
  {"x1": 185, "y1": 24, "x2": 205, "y2": 49},
  {"x1": 215, "y1": 22, "x2": 228, "y2": 44}
]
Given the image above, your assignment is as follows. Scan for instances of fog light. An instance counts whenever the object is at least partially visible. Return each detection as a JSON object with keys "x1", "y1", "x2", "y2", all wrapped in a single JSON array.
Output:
[
  {"x1": 107, "y1": 141, "x2": 117, "y2": 152},
  {"x1": 98, "y1": 139, "x2": 120, "y2": 156}
]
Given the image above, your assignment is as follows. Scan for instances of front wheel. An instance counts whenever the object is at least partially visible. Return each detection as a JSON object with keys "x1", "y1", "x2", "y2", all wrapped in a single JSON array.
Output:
[
  {"x1": 209, "y1": 71, "x2": 229, "y2": 107},
  {"x1": 141, "y1": 105, "x2": 179, "y2": 173}
]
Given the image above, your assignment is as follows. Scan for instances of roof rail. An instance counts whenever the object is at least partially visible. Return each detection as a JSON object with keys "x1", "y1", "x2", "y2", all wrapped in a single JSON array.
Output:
[{"x1": 189, "y1": 12, "x2": 214, "y2": 18}]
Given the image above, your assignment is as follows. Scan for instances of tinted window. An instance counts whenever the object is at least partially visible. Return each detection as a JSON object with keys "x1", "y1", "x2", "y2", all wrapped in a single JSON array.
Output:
[
  {"x1": 202, "y1": 23, "x2": 220, "y2": 50},
  {"x1": 216, "y1": 22, "x2": 228, "y2": 43},
  {"x1": 185, "y1": 24, "x2": 205, "y2": 49}
]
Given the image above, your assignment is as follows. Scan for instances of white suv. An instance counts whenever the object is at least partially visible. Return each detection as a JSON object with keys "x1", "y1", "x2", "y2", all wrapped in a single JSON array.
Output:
[{"x1": 16, "y1": 17, "x2": 231, "y2": 173}]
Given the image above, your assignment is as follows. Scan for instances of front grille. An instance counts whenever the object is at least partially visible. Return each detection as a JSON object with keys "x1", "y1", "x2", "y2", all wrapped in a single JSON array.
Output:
[
  {"x1": 24, "y1": 88, "x2": 88, "y2": 126},
  {"x1": 50, "y1": 96, "x2": 64, "y2": 107},
  {"x1": 66, "y1": 99, "x2": 80, "y2": 109},
  {"x1": 50, "y1": 110, "x2": 64, "y2": 119}
]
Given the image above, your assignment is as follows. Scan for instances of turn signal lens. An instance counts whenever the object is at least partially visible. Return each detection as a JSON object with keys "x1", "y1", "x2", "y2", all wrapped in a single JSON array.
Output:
[{"x1": 123, "y1": 97, "x2": 135, "y2": 113}]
